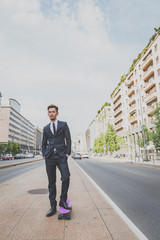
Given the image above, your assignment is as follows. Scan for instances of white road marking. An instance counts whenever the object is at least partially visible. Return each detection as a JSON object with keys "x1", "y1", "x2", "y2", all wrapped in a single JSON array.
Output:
[
  {"x1": 104, "y1": 164, "x2": 147, "y2": 177},
  {"x1": 121, "y1": 168, "x2": 147, "y2": 176},
  {"x1": 74, "y1": 160, "x2": 148, "y2": 240}
]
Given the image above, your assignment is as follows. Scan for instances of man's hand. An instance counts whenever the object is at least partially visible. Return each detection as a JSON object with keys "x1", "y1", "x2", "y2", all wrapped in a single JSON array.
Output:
[{"x1": 66, "y1": 154, "x2": 69, "y2": 159}]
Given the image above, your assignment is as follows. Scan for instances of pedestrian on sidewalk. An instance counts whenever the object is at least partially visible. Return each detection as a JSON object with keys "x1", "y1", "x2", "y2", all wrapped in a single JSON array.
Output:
[{"x1": 42, "y1": 104, "x2": 71, "y2": 217}]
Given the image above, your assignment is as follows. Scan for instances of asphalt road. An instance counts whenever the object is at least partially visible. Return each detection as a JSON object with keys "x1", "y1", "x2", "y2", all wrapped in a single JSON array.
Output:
[
  {"x1": 75, "y1": 158, "x2": 160, "y2": 240},
  {"x1": 0, "y1": 160, "x2": 45, "y2": 184}
]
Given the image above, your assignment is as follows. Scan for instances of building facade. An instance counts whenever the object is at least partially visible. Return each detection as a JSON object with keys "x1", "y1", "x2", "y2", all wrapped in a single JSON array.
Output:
[
  {"x1": 34, "y1": 127, "x2": 43, "y2": 154},
  {"x1": 111, "y1": 33, "x2": 160, "y2": 158},
  {"x1": 85, "y1": 105, "x2": 113, "y2": 153},
  {"x1": 95, "y1": 105, "x2": 113, "y2": 137},
  {"x1": 74, "y1": 133, "x2": 87, "y2": 153},
  {"x1": 0, "y1": 97, "x2": 35, "y2": 152}
]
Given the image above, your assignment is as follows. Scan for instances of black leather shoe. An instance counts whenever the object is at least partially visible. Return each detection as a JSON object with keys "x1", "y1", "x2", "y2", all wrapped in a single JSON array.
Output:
[
  {"x1": 59, "y1": 201, "x2": 72, "y2": 210},
  {"x1": 46, "y1": 206, "x2": 57, "y2": 217}
]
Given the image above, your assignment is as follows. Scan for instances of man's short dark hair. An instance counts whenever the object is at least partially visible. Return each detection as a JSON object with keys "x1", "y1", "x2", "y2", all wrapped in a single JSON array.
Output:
[{"x1": 47, "y1": 104, "x2": 58, "y2": 112}]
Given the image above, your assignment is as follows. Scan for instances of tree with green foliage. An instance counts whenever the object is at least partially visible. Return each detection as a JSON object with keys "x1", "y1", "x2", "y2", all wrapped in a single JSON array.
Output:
[
  {"x1": 105, "y1": 124, "x2": 120, "y2": 152},
  {"x1": 5, "y1": 141, "x2": 13, "y2": 153},
  {"x1": 12, "y1": 142, "x2": 21, "y2": 155},
  {"x1": 117, "y1": 135, "x2": 128, "y2": 150},
  {"x1": 93, "y1": 133, "x2": 105, "y2": 153},
  {"x1": 137, "y1": 126, "x2": 152, "y2": 148},
  {"x1": 0, "y1": 143, "x2": 4, "y2": 154},
  {"x1": 151, "y1": 103, "x2": 160, "y2": 151}
]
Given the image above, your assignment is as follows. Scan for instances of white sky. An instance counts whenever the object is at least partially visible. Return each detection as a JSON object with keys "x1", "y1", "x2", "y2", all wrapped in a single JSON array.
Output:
[{"x1": 0, "y1": 0, "x2": 160, "y2": 137}]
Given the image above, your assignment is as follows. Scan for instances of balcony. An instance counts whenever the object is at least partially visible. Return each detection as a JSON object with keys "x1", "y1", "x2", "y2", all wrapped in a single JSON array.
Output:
[
  {"x1": 114, "y1": 114, "x2": 123, "y2": 124},
  {"x1": 113, "y1": 94, "x2": 121, "y2": 104},
  {"x1": 114, "y1": 98, "x2": 122, "y2": 109},
  {"x1": 114, "y1": 100, "x2": 121, "y2": 110},
  {"x1": 128, "y1": 104, "x2": 136, "y2": 113},
  {"x1": 115, "y1": 121, "x2": 123, "y2": 131},
  {"x1": 127, "y1": 72, "x2": 133, "y2": 82},
  {"x1": 146, "y1": 103, "x2": 157, "y2": 115},
  {"x1": 144, "y1": 76, "x2": 155, "y2": 91},
  {"x1": 143, "y1": 64, "x2": 154, "y2": 81},
  {"x1": 112, "y1": 88, "x2": 120, "y2": 101},
  {"x1": 127, "y1": 79, "x2": 134, "y2": 87},
  {"x1": 128, "y1": 89, "x2": 135, "y2": 97},
  {"x1": 129, "y1": 114, "x2": 137, "y2": 124},
  {"x1": 127, "y1": 94, "x2": 136, "y2": 104},
  {"x1": 145, "y1": 90, "x2": 157, "y2": 104},
  {"x1": 114, "y1": 105, "x2": 122, "y2": 116},
  {"x1": 142, "y1": 53, "x2": 153, "y2": 70}
]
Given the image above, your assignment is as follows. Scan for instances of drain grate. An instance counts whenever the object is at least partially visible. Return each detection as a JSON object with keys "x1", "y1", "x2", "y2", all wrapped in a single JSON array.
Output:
[{"x1": 28, "y1": 188, "x2": 48, "y2": 194}]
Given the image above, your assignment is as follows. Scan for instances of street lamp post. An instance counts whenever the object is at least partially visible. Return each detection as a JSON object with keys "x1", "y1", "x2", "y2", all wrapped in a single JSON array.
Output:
[
  {"x1": 103, "y1": 119, "x2": 106, "y2": 154},
  {"x1": 126, "y1": 84, "x2": 148, "y2": 162}
]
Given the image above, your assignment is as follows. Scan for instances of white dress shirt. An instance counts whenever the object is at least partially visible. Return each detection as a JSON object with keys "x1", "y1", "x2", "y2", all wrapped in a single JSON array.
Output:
[{"x1": 50, "y1": 119, "x2": 58, "y2": 134}]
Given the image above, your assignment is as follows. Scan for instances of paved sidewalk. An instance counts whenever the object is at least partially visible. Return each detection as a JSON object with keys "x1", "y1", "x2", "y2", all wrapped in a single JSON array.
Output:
[{"x1": 0, "y1": 158, "x2": 139, "y2": 240}]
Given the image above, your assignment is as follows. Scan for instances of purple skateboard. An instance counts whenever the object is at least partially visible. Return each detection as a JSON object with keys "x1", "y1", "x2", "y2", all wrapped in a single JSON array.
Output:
[{"x1": 58, "y1": 199, "x2": 72, "y2": 220}]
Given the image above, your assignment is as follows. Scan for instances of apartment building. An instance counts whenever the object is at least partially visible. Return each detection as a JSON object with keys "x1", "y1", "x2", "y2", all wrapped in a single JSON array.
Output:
[
  {"x1": 74, "y1": 133, "x2": 87, "y2": 153},
  {"x1": 34, "y1": 127, "x2": 43, "y2": 154},
  {"x1": 0, "y1": 97, "x2": 34, "y2": 152},
  {"x1": 96, "y1": 105, "x2": 113, "y2": 137},
  {"x1": 85, "y1": 105, "x2": 113, "y2": 153},
  {"x1": 85, "y1": 128, "x2": 90, "y2": 152},
  {"x1": 111, "y1": 33, "x2": 160, "y2": 157}
]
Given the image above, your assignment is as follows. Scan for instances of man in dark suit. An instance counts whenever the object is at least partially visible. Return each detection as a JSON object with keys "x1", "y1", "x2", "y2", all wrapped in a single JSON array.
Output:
[{"x1": 42, "y1": 104, "x2": 71, "y2": 217}]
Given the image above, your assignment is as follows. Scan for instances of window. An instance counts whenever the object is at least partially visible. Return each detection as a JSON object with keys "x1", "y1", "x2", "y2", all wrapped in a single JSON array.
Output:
[
  {"x1": 155, "y1": 44, "x2": 157, "y2": 52},
  {"x1": 156, "y1": 56, "x2": 159, "y2": 64}
]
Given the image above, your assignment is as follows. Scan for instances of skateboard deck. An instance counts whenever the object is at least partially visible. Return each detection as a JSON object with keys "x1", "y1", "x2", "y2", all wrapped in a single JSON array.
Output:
[{"x1": 58, "y1": 199, "x2": 72, "y2": 220}]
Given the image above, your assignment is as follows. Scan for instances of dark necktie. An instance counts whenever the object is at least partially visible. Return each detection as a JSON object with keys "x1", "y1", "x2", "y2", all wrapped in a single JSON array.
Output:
[{"x1": 53, "y1": 122, "x2": 56, "y2": 135}]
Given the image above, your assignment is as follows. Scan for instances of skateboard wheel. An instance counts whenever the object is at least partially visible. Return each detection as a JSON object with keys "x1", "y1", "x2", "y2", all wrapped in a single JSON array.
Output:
[
  {"x1": 58, "y1": 214, "x2": 62, "y2": 220},
  {"x1": 67, "y1": 214, "x2": 71, "y2": 220}
]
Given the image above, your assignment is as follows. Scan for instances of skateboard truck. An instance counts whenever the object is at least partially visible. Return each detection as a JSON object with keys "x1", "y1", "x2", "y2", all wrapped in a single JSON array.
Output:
[{"x1": 58, "y1": 199, "x2": 72, "y2": 220}]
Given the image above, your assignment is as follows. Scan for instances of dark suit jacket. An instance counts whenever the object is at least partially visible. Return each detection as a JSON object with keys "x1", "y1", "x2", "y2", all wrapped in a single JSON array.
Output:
[{"x1": 42, "y1": 121, "x2": 71, "y2": 159}]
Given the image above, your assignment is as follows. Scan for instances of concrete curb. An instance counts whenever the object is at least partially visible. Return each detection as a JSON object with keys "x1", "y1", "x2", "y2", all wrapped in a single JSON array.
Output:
[{"x1": 0, "y1": 158, "x2": 44, "y2": 169}]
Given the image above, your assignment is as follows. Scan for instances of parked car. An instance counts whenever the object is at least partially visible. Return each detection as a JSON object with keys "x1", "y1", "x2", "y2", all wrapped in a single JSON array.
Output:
[
  {"x1": 82, "y1": 153, "x2": 89, "y2": 158},
  {"x1": 71, "y1": 153, "x2": 75, "y2": 158},
  {"x1": 2, "y1": 154, "x2": 13, "y2": 160},
  {"x1": 74, "y1": 153, "x2": 82, "y2": 159},
  {"x1": 26, "y1": 153, "x2": 34, "y2": 158},
  {"x1": 14, "y1": 153, "x2": 22, "y2": 159}
]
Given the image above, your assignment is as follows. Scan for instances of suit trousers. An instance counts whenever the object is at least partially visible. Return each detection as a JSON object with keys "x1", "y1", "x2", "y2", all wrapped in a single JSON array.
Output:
[{"x1": 45, "y1": 153, "x2": 70, "y2": 207}]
